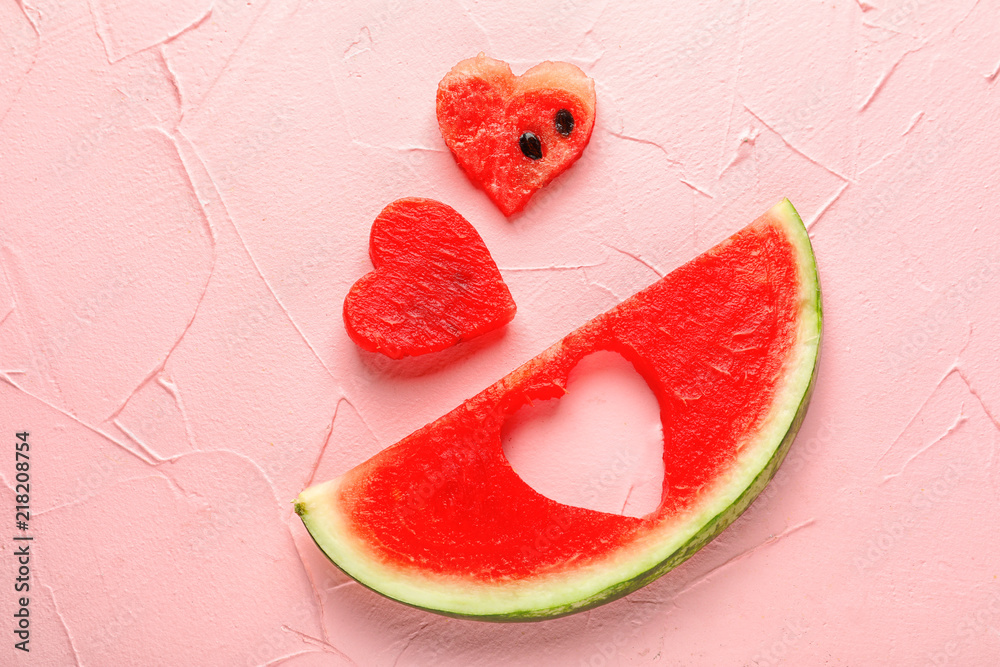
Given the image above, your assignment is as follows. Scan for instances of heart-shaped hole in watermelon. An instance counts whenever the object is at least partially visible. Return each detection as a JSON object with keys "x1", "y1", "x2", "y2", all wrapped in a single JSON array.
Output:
[{"x1": 501, "y1": 350, "x2": 665, "y2": 518}]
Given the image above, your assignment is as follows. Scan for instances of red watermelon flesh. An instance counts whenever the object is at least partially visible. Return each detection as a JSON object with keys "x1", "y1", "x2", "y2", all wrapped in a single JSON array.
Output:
[
  {"x1": 343, "y1": 198, "x2": 516, "y2": 359},
  {"x1": 437, "y1": 53, "x2": 596, "y2": 216},
  {"x1": 298, "y1": 199, "x2": 822, "y2": 620}
]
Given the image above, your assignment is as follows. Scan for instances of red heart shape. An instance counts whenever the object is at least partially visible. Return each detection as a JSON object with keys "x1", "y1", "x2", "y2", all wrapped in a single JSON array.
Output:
[
  {"x1": 343, "y1": 198, "x2": 516, "y2": 359},
  {"x1": 437, "y1": 54, "x2": 596, "y2": 216}
]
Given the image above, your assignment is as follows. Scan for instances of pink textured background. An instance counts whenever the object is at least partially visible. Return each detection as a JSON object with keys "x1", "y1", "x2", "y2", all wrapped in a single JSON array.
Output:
[{"x1": 2, "y1": 0, "x2": 998, "y2": 664}]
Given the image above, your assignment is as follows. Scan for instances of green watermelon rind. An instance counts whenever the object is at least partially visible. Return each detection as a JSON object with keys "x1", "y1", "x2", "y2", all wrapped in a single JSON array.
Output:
[{"x1": 296, "y1": 199, "x2": 822, "y2": 621}]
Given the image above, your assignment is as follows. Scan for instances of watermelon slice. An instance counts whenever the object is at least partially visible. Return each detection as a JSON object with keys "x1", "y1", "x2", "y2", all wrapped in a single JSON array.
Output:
[
  {"x1": 297, "y1": 199, "x2": 822, "y2": 620},
  {"x1": 436, "y1": 53, "x2": 596, "y2": 216},
  {"x1": 343, "y1": 198, "x2": 516, "y2": 359}
]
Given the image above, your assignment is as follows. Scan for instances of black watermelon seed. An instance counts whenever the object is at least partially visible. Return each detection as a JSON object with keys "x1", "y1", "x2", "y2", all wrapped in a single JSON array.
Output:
[
  {"x1": 555, "y1": 108, "x2": 574, "y2": 136},
  {"x1": 519, "y1": 132, "x2": 543, "y2": 160}
]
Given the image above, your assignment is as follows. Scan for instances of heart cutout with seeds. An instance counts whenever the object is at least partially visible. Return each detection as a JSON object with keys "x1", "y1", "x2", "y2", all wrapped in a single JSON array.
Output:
[
  {"x1": 343, "y1": 197, "x2": 516, "y2": 359},
  {"x1": 436, "y1": 53, "x2": 596, "y2": 216}
]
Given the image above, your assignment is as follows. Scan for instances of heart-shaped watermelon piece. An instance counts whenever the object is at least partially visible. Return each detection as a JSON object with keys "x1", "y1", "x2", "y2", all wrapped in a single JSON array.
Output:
[
  {"x1": 343, "y1": 197, "x2": 516, "y2": 359},
  {"x1": 437, "y1": 53, "x2": 596, "y2": 216}
]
